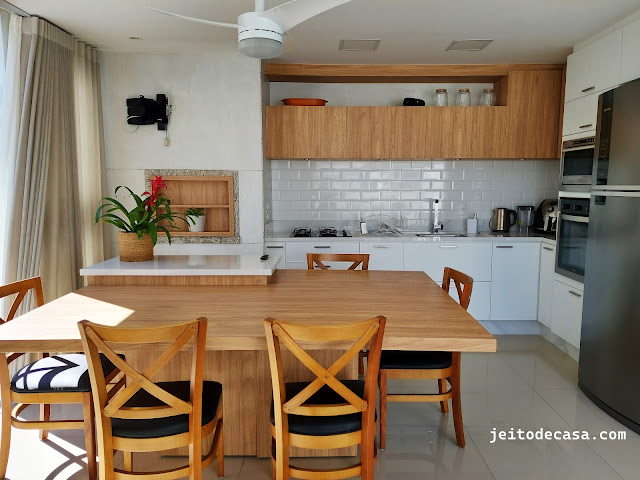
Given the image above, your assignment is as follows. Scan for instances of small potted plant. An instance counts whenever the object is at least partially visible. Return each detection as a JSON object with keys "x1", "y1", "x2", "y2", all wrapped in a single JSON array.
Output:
[
  {"x1": 186, "y1": 207, "x2": 206, "y2": 232},
  {"x1": 95, "y1": 176, "x2": 185, "y2": 262}
]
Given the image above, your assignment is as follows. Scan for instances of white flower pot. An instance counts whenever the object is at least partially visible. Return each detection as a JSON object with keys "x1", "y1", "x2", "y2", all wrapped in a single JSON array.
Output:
[{"x1": 188, "y1": 215, "x2": 206, "y2": 232}]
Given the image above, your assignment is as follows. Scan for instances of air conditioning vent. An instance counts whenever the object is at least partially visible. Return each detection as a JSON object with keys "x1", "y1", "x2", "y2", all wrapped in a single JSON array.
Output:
[
  {"x1": 339, "y1": 39, "x2": 381, "y2": 51},
  {"x1": 446, "y1": 39, "x2": 493, "y2": 51}
]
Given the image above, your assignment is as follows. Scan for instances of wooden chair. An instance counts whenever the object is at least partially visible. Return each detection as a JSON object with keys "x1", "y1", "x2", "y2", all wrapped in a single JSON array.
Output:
[
  {"x1": 306, "y1": 253, "x2": 370, "y2": 270},
  {"x1": 379, "y1": 267, "x2": 473, "y2": 449},
  {"x1": 0, "y1": 277, "x2": 124, "y2": 480},
  {"x1": 265, "y1": 315, "x2": 386, "y2": 480},
  {"x1": 77, "y1": 317, "x2": 223, "y2": 480}
]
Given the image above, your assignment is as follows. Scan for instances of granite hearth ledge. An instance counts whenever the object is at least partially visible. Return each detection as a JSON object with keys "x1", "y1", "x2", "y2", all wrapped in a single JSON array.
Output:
[{"x1": 80, "y1": 255, "x2": 281, "y2": 286}]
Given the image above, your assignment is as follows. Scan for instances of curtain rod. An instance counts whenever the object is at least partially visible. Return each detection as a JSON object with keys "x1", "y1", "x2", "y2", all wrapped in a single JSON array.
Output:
[{"x1": 0, "y1": 1, "x2": 30, "y2": 17}]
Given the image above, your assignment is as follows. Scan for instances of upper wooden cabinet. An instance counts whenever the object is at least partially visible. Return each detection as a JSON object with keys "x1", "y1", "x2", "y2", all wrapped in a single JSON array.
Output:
[
  {"x1": 346, "y1": 107, "x2": 427, "y2": 159},
  {"x1": 426, "y1": 107, "x2": 507, "y2": 159},
  {"x1": 266, "y1": 106, "x2": 346, "y2": 159},
  {"x1": 505, "y1": 70, "x2": 563, "y2": 159}
]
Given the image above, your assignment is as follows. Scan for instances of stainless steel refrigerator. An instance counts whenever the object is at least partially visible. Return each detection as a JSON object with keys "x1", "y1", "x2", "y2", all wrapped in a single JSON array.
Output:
[{"x1": 579, "y1": 78, "x2": 640, "y2": 433}]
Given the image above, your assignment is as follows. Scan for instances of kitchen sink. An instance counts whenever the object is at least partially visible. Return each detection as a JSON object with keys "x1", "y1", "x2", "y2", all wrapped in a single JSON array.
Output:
[{"x1": 414, "y1": 233, "x2": 467, "y2": 237}]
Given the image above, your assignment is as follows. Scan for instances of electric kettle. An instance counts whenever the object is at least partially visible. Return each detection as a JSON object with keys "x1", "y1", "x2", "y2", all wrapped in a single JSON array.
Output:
[{"x1": 490, "y1": 208, "x2": 516, "y2": 233}]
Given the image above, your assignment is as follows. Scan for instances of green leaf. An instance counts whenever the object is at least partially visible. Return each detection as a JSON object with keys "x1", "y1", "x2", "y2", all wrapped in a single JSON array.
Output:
[
  {"x1": 115, "y1": 185, "x2": 143, "y2": 206},
  {"x1": 148, "y1": 222, "x2": 158, "y2": 246},
  {"x1": 156, "y1": 225, "x2": 173, "y2": 245}
]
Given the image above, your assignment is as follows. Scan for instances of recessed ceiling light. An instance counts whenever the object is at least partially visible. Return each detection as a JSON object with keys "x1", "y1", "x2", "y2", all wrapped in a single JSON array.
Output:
[
  {"x1": 127, "y1": 36, "x2": 143, "y2": 40},
  {"x1": 446, "y1": 39, "x2": 493, "y2": 51},
  {"x1": 339, "y1": 39, "x2": 381, "y2": 51}
]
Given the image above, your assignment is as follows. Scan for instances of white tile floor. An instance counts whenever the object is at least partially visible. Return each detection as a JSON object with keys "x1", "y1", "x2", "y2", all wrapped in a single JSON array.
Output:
[{"x1": 2, "y1": 336, "x2": 639, "y2": 480}]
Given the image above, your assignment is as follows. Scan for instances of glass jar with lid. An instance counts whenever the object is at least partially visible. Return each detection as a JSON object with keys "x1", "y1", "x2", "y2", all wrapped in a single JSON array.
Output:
[
  {"x1": 434, "y1": 88, "x2": 448, "y2": 106},
  {"x1": 456, "y1": 88, "x2": 471, "y2": 106},
  {"x1": 481, "y1": 88, "x2": 496, "y2": 106}
]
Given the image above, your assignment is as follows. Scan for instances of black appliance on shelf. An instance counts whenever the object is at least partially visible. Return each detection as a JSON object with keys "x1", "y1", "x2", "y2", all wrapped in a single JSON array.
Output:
[{"x1": 533, "y1": 199, "x2": 558, "y2": 234}]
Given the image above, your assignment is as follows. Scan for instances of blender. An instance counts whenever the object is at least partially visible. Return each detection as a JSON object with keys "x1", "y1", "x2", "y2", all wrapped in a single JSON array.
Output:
[{"x1": 516, "y1": 206, "x2": 535, "y2": 233}]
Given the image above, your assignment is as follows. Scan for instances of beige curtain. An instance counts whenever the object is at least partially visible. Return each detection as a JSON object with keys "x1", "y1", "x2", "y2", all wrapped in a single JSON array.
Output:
[{"x1": 2, "y1": 16, "x2": 109, "y2": 306}]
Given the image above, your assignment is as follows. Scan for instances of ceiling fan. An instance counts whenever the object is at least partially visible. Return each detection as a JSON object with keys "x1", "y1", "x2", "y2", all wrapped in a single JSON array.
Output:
[{"x1": 147, "y1": 0, "x2": 353, "y2": 59}]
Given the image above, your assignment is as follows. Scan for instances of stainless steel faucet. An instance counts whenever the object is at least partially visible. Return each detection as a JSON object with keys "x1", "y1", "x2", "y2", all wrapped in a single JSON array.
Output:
[{"x1": 433, "y1": 199, "x2": 444, "y2": 233}]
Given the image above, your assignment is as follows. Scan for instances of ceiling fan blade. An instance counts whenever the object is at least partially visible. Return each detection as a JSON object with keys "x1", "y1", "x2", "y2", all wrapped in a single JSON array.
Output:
[
  {"x1": 259, "y1": 0, "x2": 352, "y2": 32},
  {"x1": 145, "y1": 7, "x2": 240, "y2": 29}
]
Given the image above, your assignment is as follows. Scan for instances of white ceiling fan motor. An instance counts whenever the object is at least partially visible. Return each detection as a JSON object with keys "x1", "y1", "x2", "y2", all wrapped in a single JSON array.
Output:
[{"x1": 237, "y1": 12, "x2": 284, "y2": 59}]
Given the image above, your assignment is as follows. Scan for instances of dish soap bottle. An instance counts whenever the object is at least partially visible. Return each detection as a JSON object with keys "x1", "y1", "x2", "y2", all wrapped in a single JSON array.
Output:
[{"x1": 467, "y1": 213, "x2": 479, "y2": 235}]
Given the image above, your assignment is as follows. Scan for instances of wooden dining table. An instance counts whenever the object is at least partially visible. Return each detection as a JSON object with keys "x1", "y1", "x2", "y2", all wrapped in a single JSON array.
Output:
[{"x1": 0, "y1": 269, "x2": 496, "y2": 457}]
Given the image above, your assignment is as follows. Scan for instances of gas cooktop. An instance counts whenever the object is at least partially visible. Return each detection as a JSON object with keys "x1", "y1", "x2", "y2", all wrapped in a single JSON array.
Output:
[{"x1": 290, "y1": 226, "x2": 351, "y2": 238}]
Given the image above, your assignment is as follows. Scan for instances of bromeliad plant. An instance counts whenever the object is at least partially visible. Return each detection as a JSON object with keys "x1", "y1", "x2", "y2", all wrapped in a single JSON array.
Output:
[{"x1": 95, "y1": 175, "x2": 185, "y2": 245}]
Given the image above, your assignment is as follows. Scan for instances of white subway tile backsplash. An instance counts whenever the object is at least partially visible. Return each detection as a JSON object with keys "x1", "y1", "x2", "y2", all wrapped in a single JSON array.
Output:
[
  {"x1": 320, "y1": 191, "x2": 341, "y2": 200},
  {"x1": 270, "y1": 158, "x2": 559, "y2": 231}
]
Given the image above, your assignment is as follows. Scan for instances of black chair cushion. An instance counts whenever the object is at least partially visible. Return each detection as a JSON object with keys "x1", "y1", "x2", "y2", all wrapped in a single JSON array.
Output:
[
  {"x1": 11, "y1": 353, "x2": 122, "y2": 393},
  {"x1": 380, "y1": 350, "x2": 452, "y2": 370},
  {"x1": 270, "y1": 380, "x2": 373, "y2": 436},
  {"x1": 111, "y1": 381, "x2": 222, "y2": 439}
]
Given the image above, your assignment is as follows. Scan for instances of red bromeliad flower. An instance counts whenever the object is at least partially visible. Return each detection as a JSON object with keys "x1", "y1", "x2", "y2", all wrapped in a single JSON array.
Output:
[{"x1": 142, "y1": 175, "x2": 167, "y2": 211}]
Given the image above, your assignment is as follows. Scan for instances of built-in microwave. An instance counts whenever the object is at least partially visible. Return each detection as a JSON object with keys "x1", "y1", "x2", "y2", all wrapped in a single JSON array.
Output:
[{"x1": 560, "y1": 137, "x2": 595, "y2": 191}]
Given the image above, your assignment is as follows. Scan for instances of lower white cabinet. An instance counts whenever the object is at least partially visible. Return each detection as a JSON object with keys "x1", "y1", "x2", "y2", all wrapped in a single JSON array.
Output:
[
  {"x1": 359, "y1": 242, "x2": 404, "y2": 270},
  {"x1": 550, "y1": 279, "x2": 584, "y2": 348},
  {"x1": 441, "y1": 280, "x2": 491, "y2": 321},
  {"x1": 562, "y1": 94, "x2": 599, "y2": 137},
  {"x1": 490, "y1": 243, "x2": 541, "y2": 321},
  {"x1": 285, "y1": 241, "x2": 360, "y2": 269},
  {"x1": 538, "y1": 244, "x2": 556, "y2": 327},
  {"x1": 403, "y1": 242, "x2": 492, "y2": 281}
]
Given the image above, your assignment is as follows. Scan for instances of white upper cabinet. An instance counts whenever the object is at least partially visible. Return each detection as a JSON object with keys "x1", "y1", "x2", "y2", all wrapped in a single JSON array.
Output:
[
  {"x1": 359, "y1": 242, "x2": 404, "y2": 271},
  {"x1": 490, "y1": 243, "x2": 541, "y2": 321},
  {"x1": 562, "y1": 94, "x2": 599, "y2": 137},
  {"x1": 565, "y1": 30, "x2": 622, "y2": 102},
  {"x1": 621, "y1": 18, "x2": 640, "y2": 84}
]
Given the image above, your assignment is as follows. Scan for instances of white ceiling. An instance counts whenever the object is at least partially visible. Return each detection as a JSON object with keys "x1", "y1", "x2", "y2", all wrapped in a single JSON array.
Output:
[{"x1": 10, "y1": 0, "x2": 640, "y2": 63}]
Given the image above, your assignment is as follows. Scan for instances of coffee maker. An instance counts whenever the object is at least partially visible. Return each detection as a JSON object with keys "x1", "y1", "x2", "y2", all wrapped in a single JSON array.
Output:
[{"x1": 534, "y1": 199, "x2": 558, "y2": 233}]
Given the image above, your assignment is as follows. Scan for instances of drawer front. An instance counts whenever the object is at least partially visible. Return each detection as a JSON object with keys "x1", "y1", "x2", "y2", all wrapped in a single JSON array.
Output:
[
  {"x1": 562, "y1": 94, "x2": 599, "y2": 137},
  {"x1": 285, "y1": 241, "x2": 360, "y2": 264},
  {"x1": 403, "y1": 242, "x2": 492, "y2": 281},
  {"x1": 551, "y1": 280, "x2": 584, "y2": 348},
  {"x1": 565, "y1": 30, "x2": 622, "y2": 102},
  {"x1": 359, "y1": 243, "x2": 404, "y2": 271}
]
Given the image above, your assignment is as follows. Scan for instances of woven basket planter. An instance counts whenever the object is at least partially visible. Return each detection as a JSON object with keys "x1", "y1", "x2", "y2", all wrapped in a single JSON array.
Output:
[{"x1": 118, "y1": 232, "x2": 154, "y2": 262}]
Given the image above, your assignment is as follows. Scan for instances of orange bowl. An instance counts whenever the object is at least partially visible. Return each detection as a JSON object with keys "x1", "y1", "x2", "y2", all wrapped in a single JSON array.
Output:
[{"x1": 282, "y1": 98, "x2": 328, "y2": 106}]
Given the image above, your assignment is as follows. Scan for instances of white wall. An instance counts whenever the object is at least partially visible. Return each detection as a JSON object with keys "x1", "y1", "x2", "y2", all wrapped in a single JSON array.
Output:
[{"x1": 100, "y1": 46, "x2": 265, "y2": 254}]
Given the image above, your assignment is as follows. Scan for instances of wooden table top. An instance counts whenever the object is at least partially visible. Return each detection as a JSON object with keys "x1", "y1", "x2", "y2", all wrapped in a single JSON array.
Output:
[{"x1": 0, "y1": 270, "x2": 496, "y2": 353}]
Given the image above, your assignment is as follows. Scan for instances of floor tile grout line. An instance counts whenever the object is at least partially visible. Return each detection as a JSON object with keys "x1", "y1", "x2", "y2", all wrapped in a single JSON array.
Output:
[{"x1": 464, "y1": 427, "x2": 497, "y2": 480}]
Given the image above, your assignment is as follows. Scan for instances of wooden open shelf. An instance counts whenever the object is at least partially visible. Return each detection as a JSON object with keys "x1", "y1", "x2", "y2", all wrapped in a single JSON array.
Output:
[{"x1": 157, "y1": 176, "x2": 235, "y2": 237}]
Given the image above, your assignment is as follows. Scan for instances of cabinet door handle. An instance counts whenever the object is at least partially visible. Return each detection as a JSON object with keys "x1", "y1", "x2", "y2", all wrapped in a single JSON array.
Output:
[
  {"x1": 373, "y1": 245, "x2": 390, "y2": 249},
  {"x1": 496, "y1": 245, "x2": 514, "y2": 249},
  {"x1": 439, "y1": 245, "x2": 458, "y2": 249},
  {"x1": 579, "y1": 123, "x2": 593, "y2": 129},
  {"x1": 569, "y1": 291, "x2": 582, "y2": 298},
  {"x1": 266, "y1": 246, "x2": 284, "y2": 249},
  {"x1": 543, "y1": 246, "x2": 554, "y2": 251},
  {"x1": 314, "y1": 246, "x2": 331, "y2": 249},
  {"x1": 581, "y1": 86, "x2": 595, "y2": 93}
]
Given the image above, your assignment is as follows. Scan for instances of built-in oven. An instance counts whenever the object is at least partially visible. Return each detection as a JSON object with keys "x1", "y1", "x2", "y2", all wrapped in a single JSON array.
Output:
[
  {"x1": 555, "y1": 197, "x2": 590, "y2": 283},
  {"x1": 561, "y1": 137, "x2": 595, "y2": 191}
]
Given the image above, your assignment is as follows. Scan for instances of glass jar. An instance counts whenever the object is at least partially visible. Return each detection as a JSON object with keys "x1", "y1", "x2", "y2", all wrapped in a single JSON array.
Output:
[
  {"x1": 481, "y1": 88, "x2": 496, "y2": 106},
  {"x1": 456, "y1": 88, "x2": 471, "y2": 106},
  {"x1": 434, "y1": 88, "x2": 448, "y2": 106}
]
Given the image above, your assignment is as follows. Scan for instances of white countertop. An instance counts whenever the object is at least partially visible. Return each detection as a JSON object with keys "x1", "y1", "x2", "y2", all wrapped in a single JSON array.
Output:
[
  {"x1": 80, "y1": 255, "x2": 281, "y2": 277},
  {"x1": 266, "y1": 231, "x2": 556, "y2": 245}
]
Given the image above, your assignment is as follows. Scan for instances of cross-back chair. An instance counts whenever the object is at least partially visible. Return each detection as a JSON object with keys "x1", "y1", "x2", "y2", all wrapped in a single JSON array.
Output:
[
  {"x1": 0, "y1": 277, "x2": 124, "y2": 480},
  {"x1": 379, "y1": 267, "x2": 473, "y2": 449},
  {"x1": 306, "y1": 253, "x2": 370, "y2": 270},
  {"x1": 265, "y1": 315, "x2": 386, "y2": 480},
  {"x1": 77, "y1": 317, "x2": 223, "y2": 480}
]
